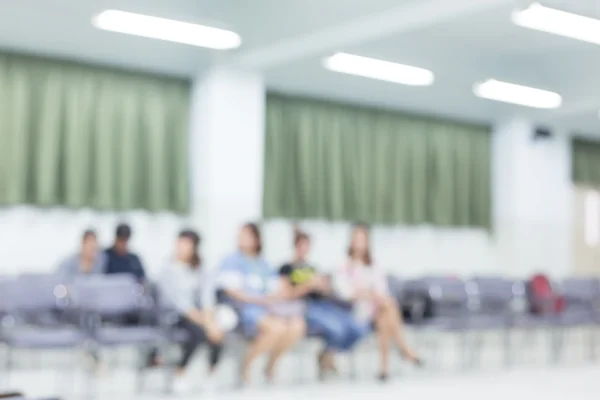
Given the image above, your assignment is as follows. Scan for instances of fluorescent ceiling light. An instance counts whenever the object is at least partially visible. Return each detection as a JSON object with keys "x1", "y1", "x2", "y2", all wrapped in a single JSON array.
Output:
[
  {"x1": 93, "y1": 10, "x2": 241, "y2": 50},
  {"x1": 324, "y1": 53, "x2": 434, "y2": 86},
  {"x1": 473, "y1": 79, "x2": 562, "y2": 109},
  {"x1": 512, "y1": 3, "x2": 600, "y2": 46}
]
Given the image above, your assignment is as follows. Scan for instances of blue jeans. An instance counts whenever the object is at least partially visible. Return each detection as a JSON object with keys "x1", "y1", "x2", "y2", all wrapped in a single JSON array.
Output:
[
  {"x1": 239, "y1": 304, "x2": 269, "y2": 338},
  {"x1": 306, "y1": 300, "x2": 370, "y2": 351}
]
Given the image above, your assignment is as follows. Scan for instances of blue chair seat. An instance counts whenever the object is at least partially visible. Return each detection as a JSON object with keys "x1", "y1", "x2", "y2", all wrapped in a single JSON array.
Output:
[
  {"x1": 467, "y1": 315, "x2": 510, "y2": 330},
  {"x1": 558, "y1": 310, "x2": 595, "y2": 326},
  {"x1": 94, "y1": 326, "x2": 162, "y2": 346},
  {"x1": 511, "y1": 314, "x2": 557, "y2": 327},
  {"x1": 420, "y1": 316, "x2": 467, "y2": 331},
  {"x1": 1, "y1": 327, "x2": 85, "y2": 349},
  {"x1": 168, "y1": 328, "x2": 190, "y2": 343}
]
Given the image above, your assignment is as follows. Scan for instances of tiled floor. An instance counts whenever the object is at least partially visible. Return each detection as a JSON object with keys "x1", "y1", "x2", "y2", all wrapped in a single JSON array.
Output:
[
  {"x1": 2, "y1": 329, "x2": 598, "y2": 399},
  {"x1": 217, "y1": 366, "x2": 599, "y2": 400},
  {"x1": 3, "y1": 365, "x2": 600, "y2": 400}
]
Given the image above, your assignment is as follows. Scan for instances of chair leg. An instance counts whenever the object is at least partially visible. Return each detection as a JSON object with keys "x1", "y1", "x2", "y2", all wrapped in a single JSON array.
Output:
[
  {"x1": 522, "y1": 328, "x2": 533, "y2": 365},
  {"x1": 4, "y1": 346, "x2": 13, "y2": 388},
  {"x1": 429, "y1": 332, "x2": 441, "y2": 371},
  {"x1": 291, "y1": 343, "x2": 305, "y2": 385},
  {"x1": 162, "y1": 343, "x2": 175, "y2": 395},
  {"x1": 349, "y1": 347, "x2": 358, "y2": 380},
  {"x1": 459, "y1": 331, "x2": 469, "y2": 370},
  {"x1": 65, "y1": 348, "x2": 78, "y2": 398},
  {"x1": 84, "y1": 342, "x2": 99, "y2": 400},
  {"x1": 135, "y1": 346, "x2": 146, "y2": 393},
  {"x1": 588, "y1": 326, "x2": 596, "y2": 362},
  {"x1": 503, "y1": 328, "x2": 512, "y2": 368},
  {"x1": 550, "y1": 327, "x2": 563, "y2": 364},
  {"x1": 470, "y1": 332, "x2": 485, "y2": 369},
  {"x1": 236, "y1": 340, "x2": 246, "y2": 389}
]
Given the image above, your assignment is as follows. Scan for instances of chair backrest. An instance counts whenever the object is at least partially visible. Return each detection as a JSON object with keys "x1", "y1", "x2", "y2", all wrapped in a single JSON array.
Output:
[
  {"x1": 472, "y1": 277, "x2": 515, "y2": 313},
  {"x1": 386, "y1": 275, "x2": 405, "y2": 299},
  {"x1": 425, "y1": 277, "x2": 470, "y2": 317},
  {"x1": 0, "y1": 276, "x2": 17, "y2": 314},
  {"x1": 11, "y1": 274, "x2": 65, "y2": 313},
  {"x1": 71, "y1": 275, "x2": 144, "y2": 316},
  {"x1": 559, "y1": 278, "x2": 600, "y2": 307}
]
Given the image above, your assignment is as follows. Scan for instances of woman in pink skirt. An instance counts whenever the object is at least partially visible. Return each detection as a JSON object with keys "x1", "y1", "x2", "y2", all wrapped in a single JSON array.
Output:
[{"x1": 333, "y1": 224, "x2": 422, "y2": 381}]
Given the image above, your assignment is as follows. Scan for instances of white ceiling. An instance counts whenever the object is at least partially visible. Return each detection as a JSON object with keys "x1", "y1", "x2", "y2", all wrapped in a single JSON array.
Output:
[{"x1": 1, "y1": 0, "x2": 599, "y2": 134}]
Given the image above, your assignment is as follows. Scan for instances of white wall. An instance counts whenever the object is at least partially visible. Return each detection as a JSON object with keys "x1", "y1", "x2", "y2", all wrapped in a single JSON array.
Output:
[
  {"x1": 262, "y1": 220, "x2": 494, "y2": 277},
  {"x1": 0, "y1": 206, "x2": 187, "y2": 277},
  {"x1": 493, "y1": 118, "x2": 572, "y2": 278},
  {"x1": 0, "y1": 206, "x2": 495, "y2": 279}
]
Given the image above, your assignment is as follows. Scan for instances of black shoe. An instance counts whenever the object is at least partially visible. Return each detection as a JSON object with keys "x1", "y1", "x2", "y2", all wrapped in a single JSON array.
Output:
[{"x1": 377, "y1": 372, "x2": 389, "y2": 382}]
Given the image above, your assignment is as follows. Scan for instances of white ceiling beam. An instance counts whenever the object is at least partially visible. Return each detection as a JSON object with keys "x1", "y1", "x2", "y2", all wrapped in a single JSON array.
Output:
[{"x1": 234, "y1": 0, "x2": 514, "y2": 70}]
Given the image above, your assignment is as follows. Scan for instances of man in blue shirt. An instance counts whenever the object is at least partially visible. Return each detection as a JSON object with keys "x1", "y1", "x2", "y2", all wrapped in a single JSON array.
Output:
[
  {"x1": 104, "y1": 223, "x2": 146, "y2": 282},
  {"x1": 103, "y1": 223, "x2": 160, "y2": 367}
]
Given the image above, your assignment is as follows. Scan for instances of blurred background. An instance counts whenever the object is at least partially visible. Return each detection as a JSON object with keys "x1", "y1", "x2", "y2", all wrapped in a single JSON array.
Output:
[{"x1": 0, "y1": 0, "x2": 600, "y2": 399}]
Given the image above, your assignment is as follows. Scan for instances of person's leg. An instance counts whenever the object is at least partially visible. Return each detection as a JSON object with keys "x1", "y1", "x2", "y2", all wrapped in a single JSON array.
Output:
[
  {"x1": 177, "y1": 318, "x2": 205, "y2": 374},
  {"x1": 374, "y1": 312, "x2": 392, "y2": 379},
  {"x1": 207, "y1": 341, "x2": 224, "y2": 374},
  {"x1": 306, "y1": 301, "x2": 346, "y2": 350},
  {"x1": 378, "y1": 296, "x2": 420, "y2": 362},
  {"x1": 240, "y1": 307, "x2": 286, "y2": 384},
  {"x1": 305, "y1": 301, "x2": 346, "y2": 376},
  {"x1": 265, "y1": 316, "x2": 306, "y2": 380},
  {"x1": 120, "y1": 313, "x2": 164, "y2": 367},
  {"x1": 338, "y1": 310, "x2": 371, "y2": 351}
]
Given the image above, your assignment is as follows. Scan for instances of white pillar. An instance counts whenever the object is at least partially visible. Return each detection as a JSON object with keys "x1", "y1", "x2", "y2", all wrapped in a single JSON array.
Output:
[
  {"x1": 189, "y1": 66, "x2": 265, "y2": 270},
  {"x1": 493, "y1": 118, "x2": 572, "y2": 277}
]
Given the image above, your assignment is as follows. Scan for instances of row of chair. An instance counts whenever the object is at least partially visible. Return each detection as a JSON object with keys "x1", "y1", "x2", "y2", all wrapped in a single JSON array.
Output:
[
  {"x1": 388, "y1": 276, "x2": 600, "y2": 367},
  {"x1": 0, "y1": 274, "x2": 166, "y2": 393},
  {"x1": 1, "y1": 273, "x2": 599, "y2": 393}
]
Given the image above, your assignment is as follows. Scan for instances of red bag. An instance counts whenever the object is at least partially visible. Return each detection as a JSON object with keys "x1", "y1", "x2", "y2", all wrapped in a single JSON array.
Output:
[{"x1": 528, "y1": 274, "x2": 565, "y2": 314}]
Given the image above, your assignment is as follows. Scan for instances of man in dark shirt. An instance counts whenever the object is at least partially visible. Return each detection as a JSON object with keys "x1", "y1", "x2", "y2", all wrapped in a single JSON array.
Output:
[
  {"x1": 104, "y1": 223, "x2": 146, "y2": 282},
  {"x1": 102, "y1": 223, "x2": 160, "y2": 366}
]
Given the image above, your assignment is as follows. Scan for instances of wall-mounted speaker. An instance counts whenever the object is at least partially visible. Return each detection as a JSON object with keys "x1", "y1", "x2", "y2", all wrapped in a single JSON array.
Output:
[{"x1": 533, "y1": 126, "x2": 552, "y2": 141}]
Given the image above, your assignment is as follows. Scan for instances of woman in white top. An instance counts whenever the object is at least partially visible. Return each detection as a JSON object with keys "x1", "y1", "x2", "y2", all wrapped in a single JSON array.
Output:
[
  {"x1": 158, "y1": 230, "x2": 224, "y2": 393},
  {"x1": 334, "y1": 224, "x2": 421, "y2": 381}
]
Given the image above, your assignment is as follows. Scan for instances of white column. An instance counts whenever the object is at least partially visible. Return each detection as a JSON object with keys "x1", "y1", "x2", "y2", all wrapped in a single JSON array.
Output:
[
  {"x1": 493, "y1": 118, "x2": 572, "y2": 277},
  {"x1": 188, "y1": 66, "x2": 266, "y2": 270}
]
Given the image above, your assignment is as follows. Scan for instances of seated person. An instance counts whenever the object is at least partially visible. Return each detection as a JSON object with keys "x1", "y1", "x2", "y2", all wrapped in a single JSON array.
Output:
[
  {"x1": 104, "y1": 223, "x2": 157, "y2": 366},
  {"x1": 217, "y1": 223, "x2": 305, "y2": 384},
  {"x1": 56, "y1": 229, "x2": 106, "y2": 369},
  {"x1": 104, "y1": 223, "x2": 146, "y2": 282},
  {"x1": 158, "y1": 230, "x2": 224, "y2": 394},
  {"x1": 334, "y1": 224, "x2": 422, "y2": 382},
  {"x1": 279, "y1": 227, "x2": 367, "y2": 379},
  {"x1": 57, "y1": 230, "x2": 106, "y2": 283}
]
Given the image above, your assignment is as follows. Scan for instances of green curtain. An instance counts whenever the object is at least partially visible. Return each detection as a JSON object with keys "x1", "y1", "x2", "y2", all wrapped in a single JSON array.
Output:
[
  {"x1": 263, "y1": 94, "x2": 491, "y2": 228},
  {"x1": 572, "y1": 138, "x2": 600, "y2": 186},
  {"x1": 0, "y1": 53, "x2": 191, "y2": 213}
]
